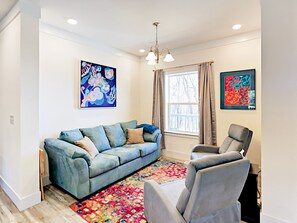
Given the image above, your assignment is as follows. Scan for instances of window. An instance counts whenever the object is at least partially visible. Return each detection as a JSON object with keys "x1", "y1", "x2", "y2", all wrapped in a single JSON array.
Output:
[{"x1": 165, "y1": 67, "x2": 199, "y2": 135}]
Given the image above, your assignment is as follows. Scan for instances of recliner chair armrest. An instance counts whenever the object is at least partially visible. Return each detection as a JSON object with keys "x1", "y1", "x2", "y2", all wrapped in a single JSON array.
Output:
[
  {"x1": 144, "y1": 180, "x2": 186, "y2": 223},
  {"x1": 192, "y1": 144, "x2": 220, "y2": 153}
]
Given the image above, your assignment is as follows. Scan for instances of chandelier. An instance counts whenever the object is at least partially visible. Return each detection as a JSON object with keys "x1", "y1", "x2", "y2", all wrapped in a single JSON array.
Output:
[{"x1": 145, "y1": 22, "x2": 175, "y2": 65}]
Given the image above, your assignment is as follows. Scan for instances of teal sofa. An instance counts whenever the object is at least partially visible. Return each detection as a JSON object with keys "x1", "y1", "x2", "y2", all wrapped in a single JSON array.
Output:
[{"x1": 44, "y1": 120, "x2": 162, "y2": 199}]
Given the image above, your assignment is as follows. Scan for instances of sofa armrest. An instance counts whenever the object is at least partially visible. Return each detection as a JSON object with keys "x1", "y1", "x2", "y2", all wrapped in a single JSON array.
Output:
[
  {"x1": 144, "y1": 129, "x2": 161, "y2": 142},
  {"x1": 144, "y1": 180, "x2": 186, "y2": 223},
  {"x1": 44, "y1": 138, "x2": 91, "y2": 199},
  {"x1": 192, "y1": 144, "x2": 220, "y2": 154},
  {"x1": 44, "y1": 138, "x2": 92, "y2": 166}
]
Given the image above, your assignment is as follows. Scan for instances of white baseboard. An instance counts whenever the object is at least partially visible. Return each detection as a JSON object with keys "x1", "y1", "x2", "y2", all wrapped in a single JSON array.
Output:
[
  {"x1": 162, "y1": 150, "x2": 190, "y2": 161},
  {"x1": 0, "y1": 176, "x2": 41, "y2": 211},
  {"x1": 261, "y1": 213, "x2": 288, "y2": 223}
]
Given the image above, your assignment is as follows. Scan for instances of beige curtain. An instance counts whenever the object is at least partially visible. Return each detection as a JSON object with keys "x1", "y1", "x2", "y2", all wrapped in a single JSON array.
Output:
[
  {"x1": 198, "y1": 62, "x2": 217, "y2": 145},
  {"x1": 152, "y1": 69, "x2": 165, "y2": 149}
]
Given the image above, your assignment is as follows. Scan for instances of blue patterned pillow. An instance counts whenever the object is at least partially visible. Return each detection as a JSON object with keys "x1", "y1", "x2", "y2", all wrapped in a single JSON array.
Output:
[
  {"x1": 137, "y1": 124, "x2": 159, "y2": 134},
  {"x1": 104, "y1": 123, "x2": 126, "y2": 147},
  {"x1": 59, "y1": 129, "x2": 83, "y2": 144},
  {"x1": 80, "y1": 126, "x2": 111, "y2": 152}
]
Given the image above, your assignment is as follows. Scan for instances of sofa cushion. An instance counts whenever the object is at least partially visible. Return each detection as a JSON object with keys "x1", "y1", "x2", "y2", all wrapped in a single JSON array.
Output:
[
  {"x1": 124, "y1": 143, "x2": 157, "y2": 157},
  {"x1": 59, "y1": 129, "x2": 83, "y2": 144},
  {"x1": 102, "y1": 147, "x2": 140, "y2": 164},
  {"x1": 104, "y1": 123, "x2": 126, "y2": 147},
  {"x1": 74, "y1": 136, "x2": 99, "y2": 159},
  {"x1": 126, "y1": 128, "x2": 145, "y2": 145},
  {"x1": 89, "y1": 154, "x2": 120, "y2": 178},
  {"x1": 120, "y1": 120, "x2": 137, "y2": 134},
  {"x1": 80, "y1": 126, "x2": 111, "y2": 152}
]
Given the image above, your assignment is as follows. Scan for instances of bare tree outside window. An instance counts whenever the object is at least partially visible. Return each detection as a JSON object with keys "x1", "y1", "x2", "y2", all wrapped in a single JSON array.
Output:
[{"x1": 165, "y1": 70, "x2": 199, "y2": 135}]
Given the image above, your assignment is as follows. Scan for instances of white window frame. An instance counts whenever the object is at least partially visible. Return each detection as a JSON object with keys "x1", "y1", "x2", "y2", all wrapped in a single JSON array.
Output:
[{"x1": 164, "y1": 66, "x2": 199, "y2": 136}]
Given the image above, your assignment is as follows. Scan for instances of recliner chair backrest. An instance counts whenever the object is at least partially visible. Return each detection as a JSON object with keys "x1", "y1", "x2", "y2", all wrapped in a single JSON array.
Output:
[
  {"x1": 176, "y1": 152, "x2": 250, "y2": 223},
  {"x1": 219, "y1": 124, "x2": 253, "y2": 156}
]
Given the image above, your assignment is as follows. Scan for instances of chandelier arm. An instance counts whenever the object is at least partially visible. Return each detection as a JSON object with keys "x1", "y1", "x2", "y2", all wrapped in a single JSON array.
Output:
[{"x1": 146, "y1": 22, "x2": 174, "y2": 65}]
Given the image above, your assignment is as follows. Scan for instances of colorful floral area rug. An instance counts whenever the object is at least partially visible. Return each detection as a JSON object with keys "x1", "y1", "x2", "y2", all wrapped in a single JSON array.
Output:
[{"x1": 69, "y1": 159, "x2": 187, "y2": 223}]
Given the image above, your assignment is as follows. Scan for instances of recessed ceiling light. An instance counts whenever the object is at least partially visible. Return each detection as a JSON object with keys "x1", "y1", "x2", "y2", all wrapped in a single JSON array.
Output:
[
  {"x1": 232, "y1": 24, "x2": 242, "y2": 30},
  {"x1": 139, "y1": 49, "x2": 146, "y2": 53},
  {"x1": 67, "y1": 18, "x2": 78, "y2": 25}
]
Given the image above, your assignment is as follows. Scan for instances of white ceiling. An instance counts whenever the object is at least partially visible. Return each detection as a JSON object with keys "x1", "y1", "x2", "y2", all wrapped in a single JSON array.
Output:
[{"x1": 1, "y1": 0, "x2": 261, "y2": 56}]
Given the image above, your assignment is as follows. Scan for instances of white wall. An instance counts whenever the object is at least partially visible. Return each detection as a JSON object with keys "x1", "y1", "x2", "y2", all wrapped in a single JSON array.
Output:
[
  {"x1": 39, "y1": 32, "x2": 140, "y2": 141},
  {"x1": 0, "y1": 11, "x2": 22, "y2": 203},
  {"x1": 261, "y1": 0, "x2": 297, "y2": 222},
  {"x1": 0, "y1": 7, "x2": 40, "y2": 210},
  {"x1": 139, "y1": 34, "x2": 261, "y2": 165}
]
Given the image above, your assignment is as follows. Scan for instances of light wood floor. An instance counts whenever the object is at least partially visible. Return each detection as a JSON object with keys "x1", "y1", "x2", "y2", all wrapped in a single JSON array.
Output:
[{"x1": 0, "y1": 185, "x2": 85, "y2": 223}]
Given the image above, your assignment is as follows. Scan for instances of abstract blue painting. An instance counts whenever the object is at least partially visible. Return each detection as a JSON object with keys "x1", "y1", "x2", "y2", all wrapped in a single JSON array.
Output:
[{"x1": 80, "y1": 60, "x2": 116, "y2": 108}]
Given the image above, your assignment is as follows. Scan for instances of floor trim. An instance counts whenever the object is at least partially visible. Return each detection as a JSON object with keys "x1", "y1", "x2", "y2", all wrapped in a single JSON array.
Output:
[
  {"x1": 0, "y1": 176, "x2": 41, "y2": 211},
  {"x1": 162, "y1": 150, "x2": 189, "y2": 161}
]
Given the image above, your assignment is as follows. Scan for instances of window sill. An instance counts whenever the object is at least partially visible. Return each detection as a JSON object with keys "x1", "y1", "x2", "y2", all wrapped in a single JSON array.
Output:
[{"x1": 164, "y1": 131, "x2": 199, "y2": 139}]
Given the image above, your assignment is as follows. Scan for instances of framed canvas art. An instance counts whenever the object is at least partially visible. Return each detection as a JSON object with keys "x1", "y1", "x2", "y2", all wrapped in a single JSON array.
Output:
[
  {"x1": 80, "y1": 60, "x2": 116, "y2": 108},
  {"x1": 220, "y1": 69, "x2": 256, "y2": 110}
]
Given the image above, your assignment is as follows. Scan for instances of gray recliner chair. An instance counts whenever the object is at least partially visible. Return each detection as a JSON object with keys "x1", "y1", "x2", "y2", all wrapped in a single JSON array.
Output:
[
  {"x1": 144, "y1": 152, "x2": 250, "y2": 223},
  {"x1": 191, "y1": 124, "x2": 253, "y2": 160}
]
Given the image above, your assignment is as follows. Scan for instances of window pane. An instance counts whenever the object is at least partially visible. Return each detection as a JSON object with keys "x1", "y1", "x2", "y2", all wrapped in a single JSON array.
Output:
[
  {"x1": 168, "y1": 104, "x2": 199, "y2": 134},
  {"x1": 168, "y1": 72, "x2": 198, "y2": 103},
  {"x1": 165, "y1": 69, "x2": 199, "y2": 135}
]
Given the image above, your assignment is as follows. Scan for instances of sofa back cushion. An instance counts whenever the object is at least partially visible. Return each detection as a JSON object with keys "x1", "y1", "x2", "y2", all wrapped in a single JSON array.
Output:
[
  {"x1": 120, "y1": 120, "x2": 137, "y2": 134},
  {"x1": 59, "y1": 129, "x2": 83, "y2": 144},
  {"x1": 104, "y1": 123, "x2": 126, "y2": 147},
  {"x1": 80, "y1": 126, "x2": 111, "y2": 152}
]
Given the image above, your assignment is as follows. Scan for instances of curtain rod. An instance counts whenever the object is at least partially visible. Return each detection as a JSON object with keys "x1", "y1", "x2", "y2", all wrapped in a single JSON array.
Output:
[{"x1": 153, "y1": 61, "x2": 214, "y2": 72}]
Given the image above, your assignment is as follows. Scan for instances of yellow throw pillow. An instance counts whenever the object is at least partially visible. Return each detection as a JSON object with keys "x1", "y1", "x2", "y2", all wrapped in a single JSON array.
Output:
[
  {"x1": 126, "y1": 128, "x2": 145, "y2": 145},
  {"x1": 74, "y1": 136, "x2": 99, "y2": 159}
]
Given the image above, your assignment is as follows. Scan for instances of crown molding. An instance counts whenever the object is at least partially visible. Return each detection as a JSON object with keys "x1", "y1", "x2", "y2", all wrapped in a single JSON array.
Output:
[
  {"x1": 172, "y1": 30, "x2": 261, "y2": 55},
  {"x1": 0, "y1": 0, "x2": 40, "y2": 33},
  {"x1": 141, "y1": 30, "x2": 261, "y2": 60},
  {"x1": 40, "y1": 22, "x2": 140, "y2": 62}
]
